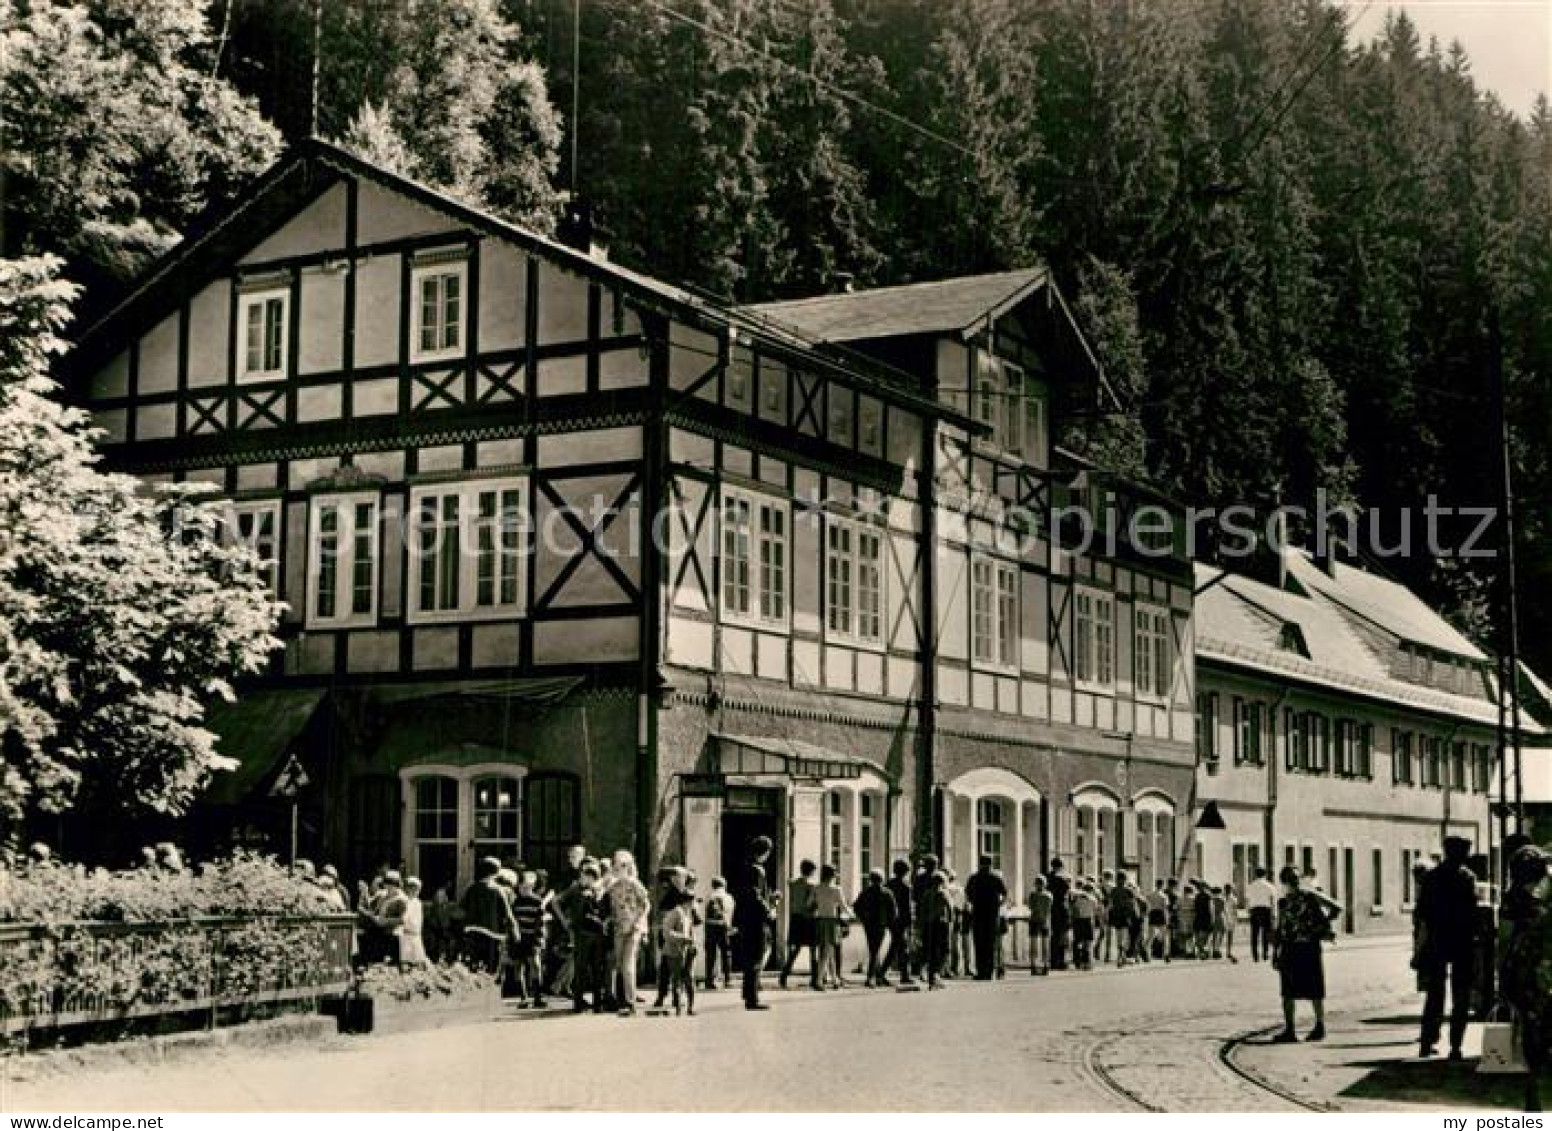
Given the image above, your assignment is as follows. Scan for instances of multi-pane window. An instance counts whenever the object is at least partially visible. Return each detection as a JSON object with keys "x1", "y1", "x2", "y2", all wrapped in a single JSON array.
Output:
[
  {"x1": 722, "y1": 495, "x2": 752, "y2": 617},
  {"x1": 228, "y1": 500, "x2": 280, "y2": 592},
  {"x1": 417, "y1": 492, "x2": 462, "y2": 613},
  {"x1": 1423, "y1": 736, "x2": 1444, "y2": 788},
  {"x1": 239, "y1": 289, "x2": 287, "y2": 380},
  {"x1": 1473, "y1": 743, "x2": 1494, "y2": 793},
  {"x1": 1235, "y1": 699, "x2": 1266, "y2": 766},
  {"x1": 1450, "y1": 741, "x2": 1468, "y2": 791},
  {"x1": 722, "y1": 490, "x2": 788, "y2": 626},
  {"x1": 827, "y1": 791, "x2": 844, "y2": 874},
  {"x1": 825, "y1": 520, "x2": 884, "y2": 644},
  {"x1": 1357, "y1": 724, "x2": 1374, "y2": 778},
  {"x1": 859, "y1": 794, "x2": 876, "y2": 878},
  {"x1": 411, "y1": 260, "x2": 466, "y2": 360},
  {"x1": 471, "y1": 774, "x2": 521, "y2": 863},
  {"x1": 971, "y1": 559, "x2": 995, "y2": 664},
  {"x1": 973, "y1": 350, "x2": 1029, "y2": 455},
  {"x1": 977, "y1": 798, "x2": 1005, "y2": 872},
  {"x1": 309, "y1": 492, "x2": 379, "y2": 625},
  {"x1": 1197, "y1": 692, "x2": 1219, "y2": 765},
  {"x1": 1308, "y1": 713, "x2": 1332, "y2": 774},
  {"x1": 971, "y1": 556, "x2": 1018, "y2": 669},
  {"x1": 996, "y1": 562, "x2": 1018, "y2": 667},
  {"x1": 1134, "y1": 605, "x2": 1171, "y2": 699},
  {"x1": 1286, "y1": 708, "x2": 1305, "y2": 770},
  {"x1": 408, "y1": 480, "x2": 525, "y2": 620},
  {"x1": 1393, "y1": 729, "x2": 1414, "y2": 785},
  {"x1": 1075, "y1": 589, "x2": 1115, "y2": 687},
  {"x1": 826, "y1": 524, "x2": 853, "y2": 636}
]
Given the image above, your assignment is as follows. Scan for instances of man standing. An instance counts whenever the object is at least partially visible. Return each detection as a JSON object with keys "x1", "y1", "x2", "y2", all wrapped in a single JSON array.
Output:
[
  {"x1": 1046, "y1": 858, "x2": 1072, "y2": 970},
  {"x1": 852, "y1": 869, "x2": 896, "y2": 987},
  {"x1": 1108, "y1": 869, "x2": 1140, "y2": 966},
  {"x1": 460, "y1": 856, "x2": 519, "y2": 974},
  {"x1": 1246, "y1": 867, "x2": 1277, "y2": 962},
  {"x1": 964, "y1": 856, "x2": 1008, "y2": 979},
  {"x1": 779, "y1": 859, "x2": 819, "y2": 990},
  {"x1": 885, "y1": 858, "x2": 916, "y2": 987},
  {"x1": 732, "y1": 835, "x2": 777, "y2": 1010},
  {"x1": 1417, "y1": 836, "x2": 1481, "y2": 1060}
]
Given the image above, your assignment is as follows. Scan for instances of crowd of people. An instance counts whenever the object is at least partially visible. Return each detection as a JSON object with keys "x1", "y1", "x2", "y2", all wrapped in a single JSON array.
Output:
[{"x1": 320, "y1": 838, "x2": 1319, "y2": 1019}]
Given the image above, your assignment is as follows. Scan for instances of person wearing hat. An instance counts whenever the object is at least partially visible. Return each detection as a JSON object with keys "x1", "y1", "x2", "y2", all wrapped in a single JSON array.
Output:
[
  {"x1": 462, "y1": 856, "x2": 520, "y2": 974},
  {"x1": 731, "y1": 835, "x2": 777, "y2": 1009},
  {"x1": 367, "y1": 871, "x2": 410, "y2": 964},
  {"x1": 1416, "y1": 835, "x2": 1481, "y2": 1059},
  {"x1": 1046, "y1": 858, "x2": 1072, "y2": 970},
  {"x1": 315, "y1": 864, "x2": 350, "y2": 912},
  {"x1": 964, "y1": 855, "x2": 1008, "y2": 980}
]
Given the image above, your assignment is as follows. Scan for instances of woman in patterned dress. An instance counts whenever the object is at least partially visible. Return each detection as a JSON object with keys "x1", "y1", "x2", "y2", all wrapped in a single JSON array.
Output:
[{"x1": 1272, "y1": 865, "x2": 1342, "y2": 1043}]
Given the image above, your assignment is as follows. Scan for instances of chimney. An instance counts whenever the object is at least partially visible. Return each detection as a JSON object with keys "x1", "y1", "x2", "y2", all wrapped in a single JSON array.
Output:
[{"x1": 558, "y1": 197, "x2": 609, "y2": 260}]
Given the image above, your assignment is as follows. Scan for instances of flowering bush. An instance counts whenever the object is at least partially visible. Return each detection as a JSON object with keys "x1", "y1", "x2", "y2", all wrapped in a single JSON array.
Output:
[
  {"x1": 356, "y1": 960, "x2": 494, "y2": 1004},
  {"x1": 0, "y1": 851, "x2": 352, "y2": 1033},
  {"x1": 1, "y1": 850, "x2": 337, "y2": 923}
]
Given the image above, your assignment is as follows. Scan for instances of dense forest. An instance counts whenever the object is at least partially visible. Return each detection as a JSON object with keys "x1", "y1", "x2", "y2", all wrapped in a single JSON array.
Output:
[{"x1": 4, "y1": 0, "x2": 1551, "y2": 674}]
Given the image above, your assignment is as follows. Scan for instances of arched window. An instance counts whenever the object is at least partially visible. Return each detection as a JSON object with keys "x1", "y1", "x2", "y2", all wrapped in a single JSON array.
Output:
[
  {"x1": 400, "y1": 762, "x2": 531, "y2": 894},
  {"x1": 1070, "y1": 785, "x2": 1122, "y2": 878},
  {"x1": 1133, "y1": 792, "x2": 1177, "y2": 889},
  {"x1": 412, "y1": 775, "x2": 460, "y2": 897},
  {"x1": 977, "y1": 798, "x2": 1005, "y2": 871},
  {"x1": 472, "y1": 774, "x2": 521, "y2": 865}
]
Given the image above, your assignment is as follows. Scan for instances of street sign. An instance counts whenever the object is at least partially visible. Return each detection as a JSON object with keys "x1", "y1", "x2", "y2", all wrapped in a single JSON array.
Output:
[{"x1": 269, "y1": 750, "x2": 310, "y2": 798}]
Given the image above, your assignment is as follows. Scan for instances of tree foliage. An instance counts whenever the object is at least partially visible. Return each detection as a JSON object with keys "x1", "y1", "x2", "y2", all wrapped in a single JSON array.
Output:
[
  {"x1": 0, "y1": 0, "x2": 281, "y2": 301},
  {"x1": 0, "y1": 257, "x2": 281, "y2": 834}
]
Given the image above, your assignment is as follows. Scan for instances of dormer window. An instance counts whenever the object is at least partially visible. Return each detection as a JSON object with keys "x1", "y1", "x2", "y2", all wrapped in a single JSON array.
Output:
[{"x1": 1278, "y1": 623, "x2": 1309, "y2": 657}]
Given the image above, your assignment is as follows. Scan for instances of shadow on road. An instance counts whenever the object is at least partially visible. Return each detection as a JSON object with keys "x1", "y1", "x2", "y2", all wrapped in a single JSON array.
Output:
[{"x1": 1338, "y1": 1056, "x2": 1528, "y2": 1110}]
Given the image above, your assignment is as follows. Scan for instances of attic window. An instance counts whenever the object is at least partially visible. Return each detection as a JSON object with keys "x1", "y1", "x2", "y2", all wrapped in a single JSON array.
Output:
[{"x1": 1279, "y1": 623, "x2": 1309, "y2": 658}]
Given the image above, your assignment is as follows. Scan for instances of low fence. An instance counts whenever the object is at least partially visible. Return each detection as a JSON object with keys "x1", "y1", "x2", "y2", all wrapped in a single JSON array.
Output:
[{"x1": 0, "y1": 914, "x2": 355, "y2": 1038}]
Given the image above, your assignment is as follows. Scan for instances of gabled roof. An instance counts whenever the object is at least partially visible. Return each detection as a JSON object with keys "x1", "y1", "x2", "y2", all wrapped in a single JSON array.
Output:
[
  {"x1": 1194, "y1": 561, "x2": 1540, "y2": 733},
  {"x1": 1284, "y1": 551, "x2": 1486, "y2": 661},
  {"x1": 72, "y1": 139, "x2": 970, "y2": 427},
  {"x1": 744, "y1": 268, "x2": 1049, "y2": 342}
]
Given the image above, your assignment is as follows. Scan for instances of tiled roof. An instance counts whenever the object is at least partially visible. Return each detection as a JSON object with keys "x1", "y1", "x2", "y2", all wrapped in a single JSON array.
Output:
[
  {"x1": 743, "y1": 267, "x2": 1050, "y2": 343},
  {"x1": 1194, "y1": 562, "x2": 1542, "y2": 734},
  {"x1": 1284, "y1": 551, "x2": 1486, "y2": 660}
]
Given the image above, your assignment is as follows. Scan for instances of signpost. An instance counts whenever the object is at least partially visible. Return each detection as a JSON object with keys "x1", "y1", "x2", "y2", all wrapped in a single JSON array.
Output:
[{"x1": 269, "y1": 750, "x2": 310, "y2": 865}]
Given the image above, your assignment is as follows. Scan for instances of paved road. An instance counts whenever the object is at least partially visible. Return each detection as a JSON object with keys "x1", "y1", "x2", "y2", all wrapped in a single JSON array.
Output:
[{"x1": 3, "y1": 938, "x2": 1418, "y2": 1112}]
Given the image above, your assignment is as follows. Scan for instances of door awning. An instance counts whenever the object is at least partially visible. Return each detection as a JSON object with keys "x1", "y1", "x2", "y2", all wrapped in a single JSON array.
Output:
[
  {"x1": 712, "y1": 732, "x2": 890, "y2": 782},
  {"x1": 365, "y1": 676, "x2": 584, "y2": 709},
  {"x1": 201, "y1": 688, "x2": 329, "y2": 805}
]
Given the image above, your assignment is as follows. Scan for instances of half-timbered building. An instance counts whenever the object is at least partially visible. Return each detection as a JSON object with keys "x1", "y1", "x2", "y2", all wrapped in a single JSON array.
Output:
[{"x1": 69, "y1": 141, "x2": 1199, "y2": 911}]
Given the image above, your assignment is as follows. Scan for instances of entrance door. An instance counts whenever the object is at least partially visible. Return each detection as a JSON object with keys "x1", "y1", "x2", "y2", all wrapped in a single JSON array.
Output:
[
  {"x1": 721, "y1": 795, "x2": 783, "y2": 971},
  {"x1": 720, "y1": 809, "x2": 781, "y2": 891}
]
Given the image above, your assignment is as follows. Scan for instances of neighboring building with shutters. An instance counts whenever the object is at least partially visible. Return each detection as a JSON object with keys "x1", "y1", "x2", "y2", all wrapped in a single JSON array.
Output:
[
  {"x1": 67, "y1": 140, "x2": 1198, "y2": 906},
  {"x1": 1192, "y1": 548, "x2": 1536, "y2": 935}
]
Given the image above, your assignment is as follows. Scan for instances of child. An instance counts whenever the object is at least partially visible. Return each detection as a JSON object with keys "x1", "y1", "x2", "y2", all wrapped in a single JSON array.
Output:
[
  {"x1": 1028, "y1": 875, "x2": 1053, "y2": 975},
  {"x1": 812, "y1": 863, "x2": 851, "y2": 989},
  {"x1": 1070, "y1": 881, "x2": 1097, "y2": 970},
  {"x1": 1222, "y1": 883, "x2": 1240, "y2": 964},
  {"x1": 919, "y1": 871, "x2": 953, "y2": 989},
  {"x1": 511, "y1": 871, "x2": 547, "y2": 1006},
  {"x1": 399, "y1": 876, "x2": 429, "y2": 966},
  {"x1": 661, "y1": 887, "x2": 698, "y2": 1015},
  {"x1": 703, "y1": 876, "x2": 735, "y2": 990}
]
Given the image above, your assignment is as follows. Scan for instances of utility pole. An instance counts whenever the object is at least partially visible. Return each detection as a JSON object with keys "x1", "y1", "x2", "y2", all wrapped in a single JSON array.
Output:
[{"x1": 1493, "y1": 307, "x2": 1524, "y2": 838}]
